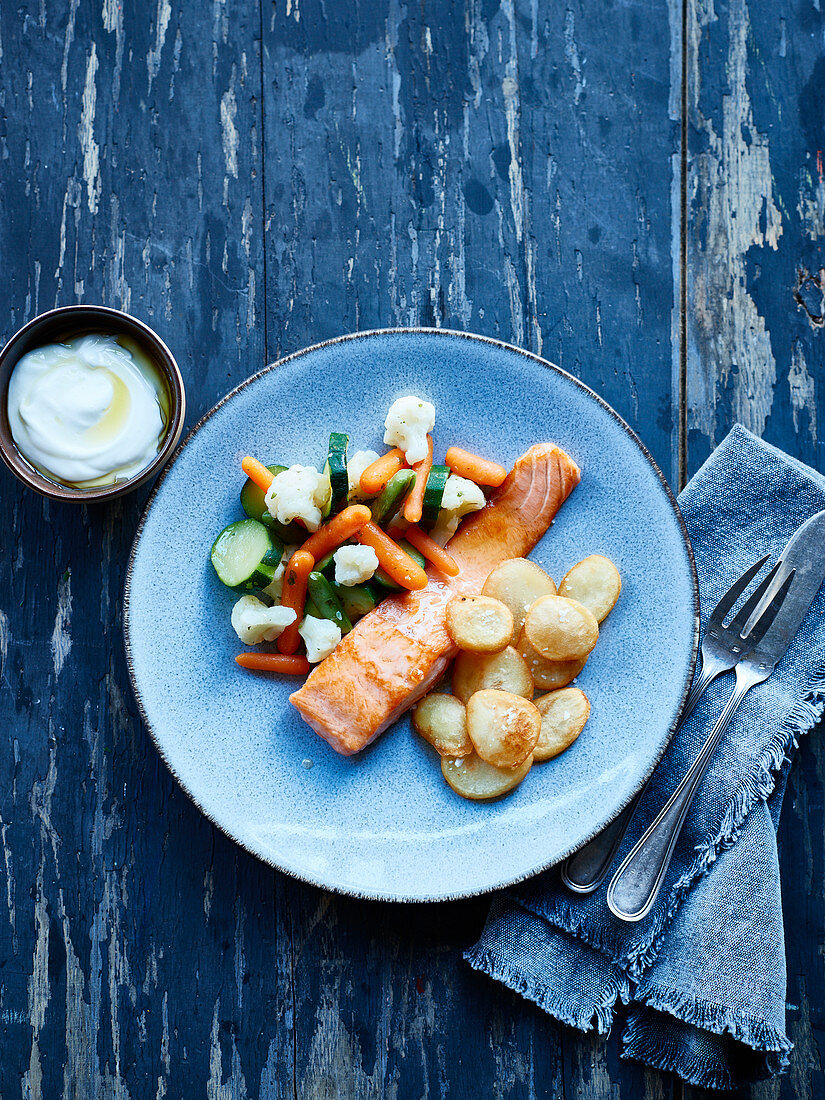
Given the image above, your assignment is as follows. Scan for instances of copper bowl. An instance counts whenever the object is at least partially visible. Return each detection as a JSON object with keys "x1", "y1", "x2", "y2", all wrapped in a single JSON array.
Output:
[{"x1": 0, "y1": 305, "x2": 185, "y2": 502}]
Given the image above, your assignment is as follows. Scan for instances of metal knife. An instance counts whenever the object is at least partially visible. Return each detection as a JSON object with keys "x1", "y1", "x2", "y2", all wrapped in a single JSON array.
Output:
[
  {"x1": 605, "y1": 508, "x2": 825, "y2": 921},
  {"x1": 745, "y1": 509, "x2": 825, "y2": 654}
]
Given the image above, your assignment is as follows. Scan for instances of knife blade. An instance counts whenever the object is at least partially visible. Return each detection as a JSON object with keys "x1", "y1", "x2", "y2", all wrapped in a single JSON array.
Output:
[{"x1": 749, "y1": 509, "x2": 825, "y2": 668}]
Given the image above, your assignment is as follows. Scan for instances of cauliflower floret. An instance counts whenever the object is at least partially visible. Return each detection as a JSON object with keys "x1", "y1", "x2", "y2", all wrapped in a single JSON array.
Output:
[
  {"x1": 429, "y1": 474, "x2": 486, "y2": 545},
  {"x1": 333, "y1": 544, "x2": 379, "y2": 586},
  {"x1": 441, "y1": 474, "x2": 486, "y2": 514},
  {"x1": 264, "y1": 465, "x2": 331, "y2": 533},
  {"x1": 231, "y1": 595, "x2": 296, "y2": 644},
  {"x1": 383, "y1": 395, "x2": 435, "y2": 465},
  {"x1": 299, "y1": 615, "x2": 342, "y2": 663},
  {"x1": 347, "y1": 449, "x2": 381, "y2": 495},
  {"x1": 261, "y1": 545, "x2": 299, "y2": 602}
]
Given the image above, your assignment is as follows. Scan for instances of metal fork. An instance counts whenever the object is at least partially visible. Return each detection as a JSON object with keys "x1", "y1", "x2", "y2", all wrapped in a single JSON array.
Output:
[
  {"x1": 605, "y1": 566, "x2": 795, "y2": 921},
  {"x1": 561, "y1": 555, "x2": 784, "y2": 895}
]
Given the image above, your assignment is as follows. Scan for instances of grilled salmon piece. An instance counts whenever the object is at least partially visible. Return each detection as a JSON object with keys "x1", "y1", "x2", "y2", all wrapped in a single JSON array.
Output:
[{"x1": 290, "y1": 443, "x2": 580, "y2": 755}]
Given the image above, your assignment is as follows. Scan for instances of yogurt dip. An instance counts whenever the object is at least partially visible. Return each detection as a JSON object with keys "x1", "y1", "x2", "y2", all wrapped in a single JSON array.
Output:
[{"x1": 7, "y1": 333, "x2": 167, "y2": 488}]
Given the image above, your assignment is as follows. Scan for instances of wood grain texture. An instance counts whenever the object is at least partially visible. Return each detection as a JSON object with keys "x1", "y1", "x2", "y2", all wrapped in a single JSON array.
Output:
[
  {"x1": 261, "y1": 0, "x2": 680, "y2": 1096},
  {"x1": 684, "y1": 0, "x2": 825, "y2": 1096},
  {"x1": 0, "y1": 0, "x2": 293, "y2": 1095},
  {"x1": 0, "y1": 0, "x2": 819, "y2": 1094},
  {"x1": 262, "y1": 0, "x2": 681, "y2": 482}
]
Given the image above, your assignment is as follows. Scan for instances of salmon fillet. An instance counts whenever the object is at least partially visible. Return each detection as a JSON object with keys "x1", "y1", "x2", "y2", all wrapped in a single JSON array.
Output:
[{"x1": 290, "y1": 443, "x2": 581, "y2": 755}]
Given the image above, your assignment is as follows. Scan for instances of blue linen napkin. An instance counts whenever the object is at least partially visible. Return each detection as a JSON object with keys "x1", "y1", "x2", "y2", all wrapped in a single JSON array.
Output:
[{"x1": 466, "y1": 425, "x2": 825, "y2": 1090}]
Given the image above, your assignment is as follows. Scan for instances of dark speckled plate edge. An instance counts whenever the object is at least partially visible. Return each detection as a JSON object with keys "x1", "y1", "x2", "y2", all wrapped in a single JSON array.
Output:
[{"x1": 122, "y1": 328, "x2": 700, "y2": 903}]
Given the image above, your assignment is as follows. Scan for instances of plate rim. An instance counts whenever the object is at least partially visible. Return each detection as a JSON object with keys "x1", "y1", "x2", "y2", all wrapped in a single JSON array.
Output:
[{"x1": 123, "y1": 327, "x2": 700, "y2": 902}]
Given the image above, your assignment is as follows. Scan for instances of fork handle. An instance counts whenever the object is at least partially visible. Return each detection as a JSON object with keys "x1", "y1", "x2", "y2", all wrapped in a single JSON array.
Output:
[
  {"x1": 560, "y1": 653, "x2": 726, "y2": 894},
  {"x1": 680, "y1": 654, "x2": 729, "y2": 722},
  {"x1": 606, "y1": 664, "x2": 757, "y2": 922},
  {"x1": 561, "y1": 796, "x2": 640, "y2": 892}
]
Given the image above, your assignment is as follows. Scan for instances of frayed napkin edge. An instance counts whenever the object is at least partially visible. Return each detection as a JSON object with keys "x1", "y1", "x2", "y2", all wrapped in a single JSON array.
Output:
[
  {"x1": 622, "y1": 994, "x2": 792, "y2": 1090},
  {"x1": 465, "y1": 934, "x2": 629, "y2": 1035},
  {"x1": 465, "y1": 659, "x2": 825, "y2": 1074},
  {"x1": 513, "y1": 657, "x2": 825, "y2": 984},
  {"x1": 627, "y1": 659, "x2": 825, "y2": 984}
]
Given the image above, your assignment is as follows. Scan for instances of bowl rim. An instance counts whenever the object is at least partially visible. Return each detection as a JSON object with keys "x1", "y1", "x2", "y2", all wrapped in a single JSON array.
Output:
[
  {"x1": 0, "y1": 304, "x2": 186, "y2": 502},
  {"x1": 122, "y1": 326, "x2": 701, "y2": 903}
]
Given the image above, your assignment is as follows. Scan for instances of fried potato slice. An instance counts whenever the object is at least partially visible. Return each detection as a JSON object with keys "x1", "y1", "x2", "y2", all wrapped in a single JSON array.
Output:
[
  {"x1": 466, "y1": 689, "x2": 542, "y2": 767},
  {"x1": 452, "y1": 646, "x2": 534, "y2": 704},
  {"x1": 515, "y1": 631, "x2": 588, "y2": 690},
  {"x1": 412, "y1": 693, "x2": 472, "y2": 758},
  {"x1": 441, "y1": 751, "x2": 533, "y2": 801},
  {"x1": 558, "y1": 555, "x2": 621, "y2": 623},
  {"x1": 534, "y1": 687, "x2": 590, "y2": 761},
  {"x1": 445, "y1": 594, "x2": 514, "y2": 653},
  {"x1": 481, "y1": 558, "x2": 557, "y2": 635},
  {"x1": 524, "y1": 595, "x2": 599, "y2": 660}
]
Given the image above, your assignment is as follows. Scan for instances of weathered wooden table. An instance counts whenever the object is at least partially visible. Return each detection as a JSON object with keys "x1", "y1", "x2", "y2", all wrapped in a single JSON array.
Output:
[{"x1": 1, "y1": 1, "x2": 822, "y2": 1095}]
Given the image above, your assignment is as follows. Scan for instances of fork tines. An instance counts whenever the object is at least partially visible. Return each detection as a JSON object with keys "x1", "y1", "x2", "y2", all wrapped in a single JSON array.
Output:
[
  {"x1": 739, "y1": 568, "x2": 795, "y2": 648},
  {"x1": 716, "y1": 555, "x2": 795, "y2": 648},
  {"x1": 710, "y1": 554, "x2": 769, "y2": 628}
]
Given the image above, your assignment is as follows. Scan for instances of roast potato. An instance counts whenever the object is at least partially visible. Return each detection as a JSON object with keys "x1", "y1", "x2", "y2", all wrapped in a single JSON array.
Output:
[
  {"x1": 524, "y1": 595, "x2": 599, "y2": 661},
  {"x1": 441, "y1": 751, "x2": 533, "y2": 801},
  {"x1": 481, "y1": 558, "x2": 557, "y2": 635},
  {"x1": 412, "y1": 693, "x2": 472, "y2": 758},
  {"x1": 558, "y1": 555, "x2": 621, "y2": 623},
  {"x1": 533, "y1": 687, "x2": 590, "y2": 761},
  {"x1": 445, "y1": 594, "x2": 514, "y2": 653},
  {"x1": 515, "y1": 630, "x2": 588, "y2": 690},
  {"x1": 452, "y1": 646, "x2": 534, "y2": 703},
  {"x1": 466, "y1": 689, "x2": 542, "y2": 768}
]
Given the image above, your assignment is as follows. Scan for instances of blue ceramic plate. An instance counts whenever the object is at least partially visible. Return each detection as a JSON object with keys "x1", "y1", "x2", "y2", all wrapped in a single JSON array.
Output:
[{"x1": 124, "y1": 330, "x2": 698, "y2": 901}]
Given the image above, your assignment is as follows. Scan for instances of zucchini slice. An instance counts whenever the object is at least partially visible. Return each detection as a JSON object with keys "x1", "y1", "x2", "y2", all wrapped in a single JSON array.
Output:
[
  {"x1": 421, "y1": 465, "x2": 450, "y2": 528},
  {"x1": 323, "y1": 432, "x2": 350, "y2": 514},
  {"x1": 264, "y1": 517, "x2": 308, "y2": 544},
  {"x1": 334, "y1": 582, "x2": 380, "y2": 622},
  {"x1": 240, "y1": 464, "x2": 286, "y2": 521},
  {"x1": 314, "y1": 549, "x2": 337, "y2": 578},
  {"x1": 371, "y1": 469, "x2": 416, "y2": 526},
  {"x1": 211, "y1": 519, "x2": 282, "y2": 589}
]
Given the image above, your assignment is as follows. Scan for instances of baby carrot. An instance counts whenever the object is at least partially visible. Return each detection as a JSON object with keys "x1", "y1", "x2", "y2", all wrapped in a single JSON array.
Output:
[
  {"x1": 402, "y1": 435, "x2": 433, "y2": 524},
  {"x1": 299, "y1": 504, "x2": 372, "y2": 561},
  {"x1": 278, "y1": 550, "x2": 315, "y2": 654},
  {"x1": 444, "y1": 446, "x2": 507, "y2": 487},
  {"x1": 360, "y1": 448, "x2": 405, "y2": 494},
  {"x1": 236, "y1": 652, "x2": 311, "y2": 675},
  {"x1": 357, "y1": 522, "x2": 428, "y2": 590},
  {"x1": 241, "y1": 455, "x2": 275, "y2": 491},
  {"x1": 391, "y1": 523, "x2": 459, "y2": 577}
]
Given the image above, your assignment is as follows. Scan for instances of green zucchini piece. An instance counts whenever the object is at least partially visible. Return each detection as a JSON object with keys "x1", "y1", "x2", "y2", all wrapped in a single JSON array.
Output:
[
  {"x1": 240, "y1": 464, "x2": 287, "y2": 521},
  {"x1": 372, "y1": 540, "x2": 426, "y2": 591},
  {"x1": 211, "y1": 519, "x2": 279, "y2": 589},
  {"x1": 319, "y1": 467, "x2": 333, "y2": 519},
  {"x1": 401, "y1": 540, "x2": 426, "y2": 570},
  {"x1": 372, "y1": 469, "x2": 416, "y2": 526},
  {"x1": 263, "y1": 517, "x2": 308, "y2": 544},
  {"x1": 421, "y1": 465, "x2": 450, "y2": 529},
  {"x1": 314, "y1": 549, "x2": 337, "y2": 578},
  {"x1": 324, "y1": 432, "x2": 350, "y2": 514},
  {"x1": 334, "y1": 582, "x2": 380, "y2": 622},
  {"x1": 307, "y1": 572, "x2": 353, "y2": 634}
]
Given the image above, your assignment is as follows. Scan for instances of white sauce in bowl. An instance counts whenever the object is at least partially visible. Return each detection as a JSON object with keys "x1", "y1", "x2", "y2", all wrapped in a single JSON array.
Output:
[{"x1": 7, "y1": 334, "x2": 167, "y2": 488}]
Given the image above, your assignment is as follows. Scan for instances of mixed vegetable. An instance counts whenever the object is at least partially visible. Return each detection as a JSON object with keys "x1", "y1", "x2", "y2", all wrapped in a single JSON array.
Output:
[{"x1": 210, "y1": 395, "x2": 508, "y2": 671}]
